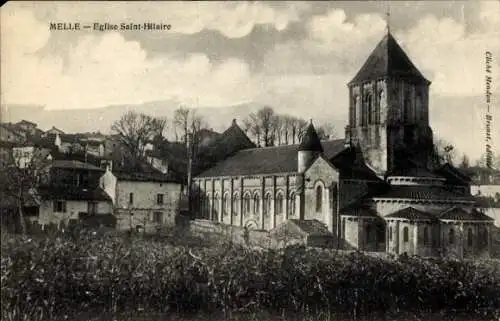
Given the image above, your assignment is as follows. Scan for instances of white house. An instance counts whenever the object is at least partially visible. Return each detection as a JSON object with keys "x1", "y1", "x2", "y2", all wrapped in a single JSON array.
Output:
[{"x1": 99, "y1": 160, "x2": 182, "y2": 232}]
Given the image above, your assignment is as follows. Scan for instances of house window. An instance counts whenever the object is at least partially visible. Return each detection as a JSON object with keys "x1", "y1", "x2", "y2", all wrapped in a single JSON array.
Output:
[
  {"x1": 276, "y1": 192, "x2": 284, "y2": 214},
  {"x1": 53, "y1": 200, "x2": 67, "y2": 213},
  {"x1": 243, "y1": 193, "x2": 251, "y2": 216},
  {"x1": 153, "y1": 211, "x2": 163, "y2": 223},
  {"x1": 315, "y1": 185, "x2": 323, "y2": 212},
  {"x1": 467, "y1": 227, "x2": 473, "y2": 247},
  {"x1": 448, "y1": 228, "x2": 455, "y2": 245},
  {"x1": 289, "y1": 192, "x2": 296, "y2": 216},
  {"x1": 264, "y1": 193, "x2": 271, "y2": 217},
  {"x1": 253, "y1": 193, "x2": 260, "y2": 214},
  {"x1": 129, "y1": 193, "x2": 134, "y2": 205},
  {"x1": 403, "y1": 226, "x2": 409, "y2": 243},
  {"x1": 157, "y1": 193, "x2": 164, "y2": 205},
  {"x1": 87, "y1": 202, "x2": 98, "y2": 215}
]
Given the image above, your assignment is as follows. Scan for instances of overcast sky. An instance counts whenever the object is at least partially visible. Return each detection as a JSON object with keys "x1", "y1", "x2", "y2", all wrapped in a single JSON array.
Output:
[{"x1": 1, "y1": 1, "x2": 499, "y2": 161}]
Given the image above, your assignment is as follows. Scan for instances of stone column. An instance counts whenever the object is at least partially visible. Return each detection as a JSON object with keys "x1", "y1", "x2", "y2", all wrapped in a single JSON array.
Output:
[
  {"x1": 260, "y1": 176, "x2": 265, "y2": 229},
  {"x1": 284, "y1": 175, "x2": 289, "y2": 220},
  {"x1": 413, "y1": 223, "x2": 418, "y2": 256},
  {"x1": 210, "y1": 179, "x2": 215, "y2": 221},
  {"x1": 220, "y1": 179, "x2": 224, "y2": 223},
  {"x1": 459, "y1": 223, "x2": 464, "y2": 260},
  {"x1": 230, "y1": 179, "x2": 234, "y2": 226},
  {"x1": 395, "y1": 220, "x2": 400, "y2": 255},
  {"x1": 271, "y1": 176, "x2": 276, "y2": 229},
  {"x1": 239, "y1": 177, "x2": 244, "y2": 226}
]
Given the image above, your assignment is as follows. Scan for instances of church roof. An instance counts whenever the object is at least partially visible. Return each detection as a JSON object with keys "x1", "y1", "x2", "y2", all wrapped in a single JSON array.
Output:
[
  {"x1": 349, "y1": 32, "x2": 430, "y2": 85},
  {"x1": 298, "y1": 122, "x2": 323, "y2": 152},
  {"x1": 371, "y1": 185, "x2": 475, "y2": 202},
  {"x1": 196, "y1": 139, "x2": 345, "y2": 178},
  {"x1": 439, "y1": 207, "x2": 494, "y2": 221},
  {"x1": 340, "y1": 202, "x2": 380, "y2": 218},
  {"x1": 385, "y1": 207, "x2": 437, "y2": 220}
]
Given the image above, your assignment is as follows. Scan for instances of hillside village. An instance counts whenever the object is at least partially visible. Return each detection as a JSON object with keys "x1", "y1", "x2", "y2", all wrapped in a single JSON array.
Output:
[{"x1": 2, "y1": 33, "x2": 500, "y2": 260}]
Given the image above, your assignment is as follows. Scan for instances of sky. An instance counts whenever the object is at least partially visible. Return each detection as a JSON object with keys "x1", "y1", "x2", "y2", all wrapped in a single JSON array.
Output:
[{"x1": 1, "y1": 1, "x2": 499, "y2": 161}]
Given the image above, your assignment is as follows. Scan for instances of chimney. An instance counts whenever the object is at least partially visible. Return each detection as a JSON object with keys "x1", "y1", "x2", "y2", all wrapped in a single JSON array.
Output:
[{"x1": 232, "y1": 119, "x2": 237, "y2": 126}]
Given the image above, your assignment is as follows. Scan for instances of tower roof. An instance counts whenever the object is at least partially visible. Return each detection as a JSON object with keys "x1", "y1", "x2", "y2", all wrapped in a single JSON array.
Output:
[
  {"x1": 349, "y1": 32, "x2": 430, "y2": 85},
  {"x1": 298, "y1": 121, "x2": 323, "y2": 152}
]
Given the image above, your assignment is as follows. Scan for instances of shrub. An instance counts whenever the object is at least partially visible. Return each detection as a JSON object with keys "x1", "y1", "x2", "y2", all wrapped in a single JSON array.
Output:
[{"x1": 2, "y1": 232, "x2": 500, "y2": 320}]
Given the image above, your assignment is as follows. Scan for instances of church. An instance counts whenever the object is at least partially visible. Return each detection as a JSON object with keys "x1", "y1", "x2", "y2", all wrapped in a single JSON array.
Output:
[{"x1": 192, "y1": 31, "x2": 494, "y2": 259}]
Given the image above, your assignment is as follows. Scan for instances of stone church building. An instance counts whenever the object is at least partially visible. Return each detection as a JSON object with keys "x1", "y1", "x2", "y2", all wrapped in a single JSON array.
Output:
[{"x1": 193, "y1": 32, "x2": 493, "y2": 258}]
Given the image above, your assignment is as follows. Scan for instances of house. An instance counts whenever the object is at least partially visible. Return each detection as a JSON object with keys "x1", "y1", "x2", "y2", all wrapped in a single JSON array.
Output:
[
  {"x1": 45, "y1": 126, "x2": 65, "y2": 136},
  {"x1": 0, "y1": 123, "x2": 26, "y2": 143},
  {"x1": 99, "y1": 159, "x2": 183, "y2": 232},
  {"x1": 192, "y1": 31, "x2": 494, "y2": 259},
  {"x1": 36, "y1": 160, "x2": 113, "y2": 230},
  {"x1": 16, "y1": 120, "x2": 39, "y2": 136}
]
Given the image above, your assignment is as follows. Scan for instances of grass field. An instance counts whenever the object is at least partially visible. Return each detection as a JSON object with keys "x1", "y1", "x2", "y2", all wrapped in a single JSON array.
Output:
[{"x1": 1, "y1": 228, "x2": 500, "y2": 321}]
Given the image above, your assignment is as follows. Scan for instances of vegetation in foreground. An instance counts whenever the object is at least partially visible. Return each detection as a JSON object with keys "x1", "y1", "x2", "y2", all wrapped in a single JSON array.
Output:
[{"x1": 1, "y1": 229, "x2": 500, "y2": 321}]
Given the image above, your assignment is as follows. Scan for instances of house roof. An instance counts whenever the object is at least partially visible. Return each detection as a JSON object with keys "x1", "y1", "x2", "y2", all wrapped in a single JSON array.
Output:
[
  {"x1": 196, "y1": 139, "x2": 346, "y2": 178},
  {"x1": 349, "y1": 32, "x2": 430, "y2": 85},
  {"x1": 385, "y1": 207, "x2": 437, "y2": 220},
  {"x1": 37, "y1": 185, "x2": 111, "y2": 202},
  {"x1": 17, "y1": 120, "x2": 37, "y2": 126},
  {"x1": 439, "y1": 207, "x2": 494, "y2": 221},
  {"x1": 371, "y1": 185, "x2": 475, "y2": 202},
  {"x1": 51, "y1": 160, "x2": 104, "y2": 171},
  {"x1": 298, "y1": 122, "x2": 323, "y2": 152},
  {"x1": 112, "y1": 160, "x2": 182, "y2": 183}
]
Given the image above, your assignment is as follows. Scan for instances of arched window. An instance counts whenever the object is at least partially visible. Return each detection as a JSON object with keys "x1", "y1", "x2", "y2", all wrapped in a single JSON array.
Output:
[
  {"x1": 214, "y1": 193, "x2": 220, "y2": 219},
  {"x1": 264, "y1": 193, "x2": 271, "y2": 217},
  {"x1": 243, "y1": 193, "x2": 251, "y2": 216},
  {"x1": 389, "y1": 225, "x2": 393, "y2": 241},
  {"x1": 467, "y1": 227, "x2": 473, "y2": 247},
  {"x1": 276, "y1": 192, "x2": 284, "y2": 214},
  {"x1": 422, "y1": 226, "x2": 429, "y2": 245},
  {"x1": 365, "y1": 225, "x2": 371, "y2": 244},
  {"x1": 223, "y1": 192, "x2": 229, "y2": 216},
  {"x1": 289, "y1": 192, "x2": 296, "y2": 216},
  {"x1": 315, "y1": 185, "x2": 323, "y2": 212},
  {"x1": 480, "y1": 228, "x2": 489, "y2": 247},
  {"x1": 448, "y1": 228, "x2": 455, "y2": 245},
  {"x1": 403, "y1": 226, "x2": 409, "y2": 243},
  {"x1": 253, "y1": 193, "x2": 260, "y2": 214},
  {"x1": 232, "y1": 193, "x2": 239, "y2": 216},
  {"x1": 366, "y1": 93, "x2": 375, "y2": 124}
]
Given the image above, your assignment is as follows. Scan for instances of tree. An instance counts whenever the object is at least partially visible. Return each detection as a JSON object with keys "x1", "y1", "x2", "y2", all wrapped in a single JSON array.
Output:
[
  {"x1": 433, "y1": 138, "x2": 456, "y2": 165},
  {"x1": 173, "y1": 107, "x2": 190, "y2": 145},
  {"x1": 458, "y1": 154, "x2": 470, "y2": 169},
  {"x1": 316, "y1": 123, "x2": 336, "y2": 141},
  {"x1": 110, "y1": 111, "x2": 167, "y2": 161},
  {"x1": 0, "y1": 147, "x2": 47, "y2": 234},
  {"x1": 244, "y1": 107, "x2": 277, "y2": 147}
]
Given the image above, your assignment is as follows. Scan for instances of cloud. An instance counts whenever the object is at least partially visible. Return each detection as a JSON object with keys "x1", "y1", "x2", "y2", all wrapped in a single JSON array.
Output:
[
  {"x1": 31, "y1": 1, "x2": 308, "y2": 39},
  {"x1": 1, "y1": 6, "x2": 264, "y2": 110}
]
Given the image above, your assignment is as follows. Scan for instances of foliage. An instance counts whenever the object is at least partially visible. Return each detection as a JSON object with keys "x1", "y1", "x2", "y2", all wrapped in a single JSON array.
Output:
[{"x1": 2, "y1": 233, "x2": 500, "y2": 321}]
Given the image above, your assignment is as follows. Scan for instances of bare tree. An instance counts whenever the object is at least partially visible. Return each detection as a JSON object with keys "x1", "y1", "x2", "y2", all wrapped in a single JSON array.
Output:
[
  {"x1": 110, "y1": 111, "x2": 167, "y2": 161},
  {"x1": 173, "y1": 107, "x2": 190, "y2": 144},
  {"x1": 244, "y1": 106, "x2": 277, "y2": 147},
  {"x1": 433, "y1": 138, "x2": 456, "y2": 165},
  {"x1": 244, "y1": 113, "x2": 261, "y2": 147},
  {"x1": 0, "y1": 147, "x2": 48, "y2": 234}
]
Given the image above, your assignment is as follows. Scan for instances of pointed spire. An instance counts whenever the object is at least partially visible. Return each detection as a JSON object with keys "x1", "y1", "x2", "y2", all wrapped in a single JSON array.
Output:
[{"x1": 298, "y1": 121, "x2": 323, "y2": 152}]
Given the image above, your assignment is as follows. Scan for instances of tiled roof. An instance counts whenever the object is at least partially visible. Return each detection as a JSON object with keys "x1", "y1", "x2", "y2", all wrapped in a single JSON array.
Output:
[
  {"x1": 196, "y1": 139, "x2": 346, "y2": 177},
  {"x1": 349, "y1": 33, "x2": 430, "y2": 85},
  {"x1": 439, "y1": 207, "x2": 494, "y2": 221},
  {"x1": 37, "y1": 185, "x2": 111, "y2": 202},
  {"x1": 340, "y1": 202, "x2": 380, "y2": 218},
  {"x1": 372, "y1": 185, "x2": 475, "y2": 202},
  {"x1": 288, "y1": 219, "x2": 332, "y2": 236},
  {"x1": 51, "y1": 160, "x2": 104, "y2": 171},
  {"x1": 112, "y1": 161, "x2": 182, "y2": 183},
  {"x1": 385, "y1": 207, "x2": 437, "y2": 220},
  {"x1": 298, "y1": 122, "x2": 323, "y2": 152}
]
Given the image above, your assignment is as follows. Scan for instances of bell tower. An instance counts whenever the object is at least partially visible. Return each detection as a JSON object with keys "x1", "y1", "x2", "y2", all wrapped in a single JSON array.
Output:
[{"x1": 346, "y1": 30, "x2": 434, "y2": 176}]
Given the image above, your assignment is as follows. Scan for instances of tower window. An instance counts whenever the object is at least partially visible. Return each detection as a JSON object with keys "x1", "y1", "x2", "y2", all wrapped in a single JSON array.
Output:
[
  {"x1": 253, "y1": 193, "x2": 260, "y2": 214},
  {"x1": 315, "y1": 185, "x2": 323, "y2": 212}
]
